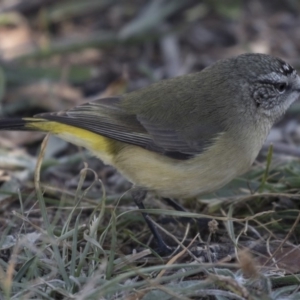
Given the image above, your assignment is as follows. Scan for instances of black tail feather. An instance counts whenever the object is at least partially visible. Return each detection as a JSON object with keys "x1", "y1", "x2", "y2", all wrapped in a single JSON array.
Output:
[{"x1": 0, "y1": 118, "x2": 29, "y2": 130}]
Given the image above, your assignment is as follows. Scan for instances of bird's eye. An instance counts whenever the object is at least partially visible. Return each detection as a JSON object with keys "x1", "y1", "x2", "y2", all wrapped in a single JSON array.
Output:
[{"x1": 275, "y1": 82, "x2": 287, "y2": 93}]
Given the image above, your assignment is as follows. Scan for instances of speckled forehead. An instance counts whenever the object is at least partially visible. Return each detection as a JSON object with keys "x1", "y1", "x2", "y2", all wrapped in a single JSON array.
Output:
[
  {"x1": 278, "y1": 61, "x2": 297, "y2": 76},
  {"x1": 257, "y1": 60, "x2": 297, "y2": 82}
]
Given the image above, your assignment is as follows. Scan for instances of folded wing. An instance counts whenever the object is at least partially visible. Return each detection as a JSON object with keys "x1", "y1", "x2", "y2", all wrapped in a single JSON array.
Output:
[{"x1": 36, "y1": 95, "x2": 224, "y2": 160}]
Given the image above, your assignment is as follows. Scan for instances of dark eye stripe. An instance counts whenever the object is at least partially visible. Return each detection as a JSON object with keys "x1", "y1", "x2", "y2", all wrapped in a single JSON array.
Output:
[{"x1": 258, "y1": 79, "x2": 289, "y2": 87}]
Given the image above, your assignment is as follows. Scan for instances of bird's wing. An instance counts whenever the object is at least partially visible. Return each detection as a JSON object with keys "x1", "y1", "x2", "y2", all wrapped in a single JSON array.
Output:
[{"x1": 36, "y1": 95, "x2": 224, "y2": 160}]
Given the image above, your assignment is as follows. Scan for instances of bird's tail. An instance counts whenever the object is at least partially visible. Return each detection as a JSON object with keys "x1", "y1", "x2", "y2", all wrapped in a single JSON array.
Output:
[
  {"x1": 0, "y1": 117, "x2": 116, "y2": 163},
  {"x1": 0, "y1": 118, "x2": 45, "y2": 131}
]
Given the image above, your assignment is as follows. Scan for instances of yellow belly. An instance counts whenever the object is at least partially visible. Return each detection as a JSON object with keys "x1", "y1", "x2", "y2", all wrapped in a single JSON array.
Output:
[{"x1": 111, "y1": 135, "x2": 251, "y2": 198}]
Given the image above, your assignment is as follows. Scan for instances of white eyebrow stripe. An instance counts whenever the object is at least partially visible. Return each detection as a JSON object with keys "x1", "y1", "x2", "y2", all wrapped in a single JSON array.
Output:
[{"x1": 258, "y1": 72, "x2": 283, "y2": 82}]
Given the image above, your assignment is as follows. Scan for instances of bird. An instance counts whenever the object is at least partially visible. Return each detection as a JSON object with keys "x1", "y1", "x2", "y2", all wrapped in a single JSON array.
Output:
[{"x1": 0, "y1": 53, "x2": 299, "y2": 253}]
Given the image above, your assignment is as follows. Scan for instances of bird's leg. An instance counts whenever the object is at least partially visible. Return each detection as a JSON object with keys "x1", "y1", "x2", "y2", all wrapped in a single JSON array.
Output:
[
  {"x1": 162, "y1": 197, "x2": 211, "y2": 236},
  {"x1": 162, "y1": 197, "x2": 186, "y2": 211},
  {"x1": 131, "y1": 189, "x2": 173, "y2": 255}
]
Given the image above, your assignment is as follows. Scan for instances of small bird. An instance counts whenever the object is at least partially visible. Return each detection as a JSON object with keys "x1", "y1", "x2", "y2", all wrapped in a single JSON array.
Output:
[{"x1": 0, "y1": 53, "x2": 299, "y2": 252}]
